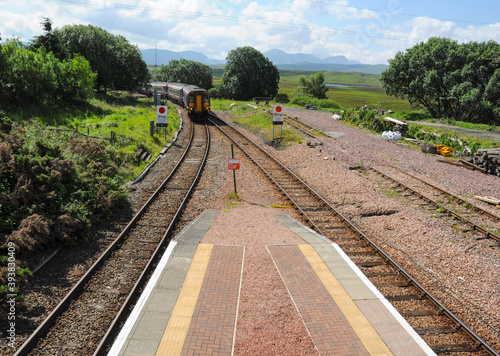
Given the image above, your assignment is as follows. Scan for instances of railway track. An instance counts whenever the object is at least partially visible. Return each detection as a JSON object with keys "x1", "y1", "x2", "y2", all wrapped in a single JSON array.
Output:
[
  {"x1": 365, "y1": 164, "x2": 500, "y2": 247},
  {"x1": 208, "y1": 112, "x2": 499, "y2": 355},
  {"x1": 283, "y1": 114, "x2": 327, "y2": 138},
  {"x1": 14, "y1": 120, "x2": 210, "y2": 356}
]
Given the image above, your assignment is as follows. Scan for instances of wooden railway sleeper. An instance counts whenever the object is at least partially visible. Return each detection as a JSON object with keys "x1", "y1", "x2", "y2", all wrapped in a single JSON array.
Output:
[{"x1": 210, "y1": 115, "x2": 500, "y2": 356}]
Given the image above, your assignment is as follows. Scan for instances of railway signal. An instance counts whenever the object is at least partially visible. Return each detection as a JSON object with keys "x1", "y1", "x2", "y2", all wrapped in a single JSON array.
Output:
[
  {"x1": 229, "y1": 144, "x2": 239, "y2": 196},
  {"x1": 272, "y1": 104, "x2": 284, "y2": 140},
  {"x1": 156, "y1": 105, "x2": 168, "y2": 141},
  {"x1": 156, "y1": 105, "x2": 168, "y2": 127}
]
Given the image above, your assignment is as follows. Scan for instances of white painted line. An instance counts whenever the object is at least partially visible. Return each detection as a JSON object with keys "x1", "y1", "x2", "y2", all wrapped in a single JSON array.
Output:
[
  {"x1": 107, "y1": 241, "x2": 178, "y2": 356},
  {"x1": 330, "y1": 242, "x2": 436, "y2": 355},
  {"x1": 231, "y1": 246, "x2": 245, "y2": 356}
]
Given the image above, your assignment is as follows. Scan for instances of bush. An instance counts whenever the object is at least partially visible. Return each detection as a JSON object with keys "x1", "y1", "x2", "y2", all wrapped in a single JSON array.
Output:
[
  {"x1": 209, "y1": 86, "x2": 223, "y2": 99},
  {"x1": 275, "y1": 93, "x2": 289, "y2": 104},
  {"x1": 0, "y1": 123, "x2": 128, "y2": 252},
  {"x1": 290, "y1": 95, "x2": 341, "y2": 110},
  {"x1": 0, "y1": 40, "x2": 96, "y2": 106},
  {"x1": 341, "y1": 109, "x2": 392, "y2": 133},
  {"x1": 394, "y1": 110, "x2": 432, "y2": 121}
]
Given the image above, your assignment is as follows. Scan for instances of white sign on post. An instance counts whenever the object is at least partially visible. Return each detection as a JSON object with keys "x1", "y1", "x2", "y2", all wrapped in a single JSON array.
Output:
[
  {"x1": 156, "y1": 105, "x2": 168, "y2": 127},
  {"x1": 273, "y1": 104, "x2": 284, "y2": 125}
]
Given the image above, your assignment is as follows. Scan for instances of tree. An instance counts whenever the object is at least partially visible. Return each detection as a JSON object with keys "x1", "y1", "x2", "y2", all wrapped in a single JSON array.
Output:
[
  {"x1": 219, "y1": 47, "x2": 279, "y2": 100},
  {"x1": 0, "y1": 39, "x2": 95, "y2": 105},
  {"x1": 157, "y1": 59, "x2": 212, "y2": 89},
  {"x1": 29, "y1": 18, "x2": 65, "y2": 59},
  {"x1": 0, "y1": 35, "x2": 6, "y2": 100},
  {"x1": 53, "y1": 24, "x2": 150, "y2": 92},
  {"x1": 380, "y1": 37, "x2": 500, "y2": 124},
  {"x1": 293, "y1": 71, "x2": 328, "y2": 99}
]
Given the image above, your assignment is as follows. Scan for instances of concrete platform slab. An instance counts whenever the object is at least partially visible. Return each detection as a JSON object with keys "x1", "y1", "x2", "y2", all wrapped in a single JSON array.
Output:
[{"x1": 109, "y1": 210, "x2": 434, "y2": 356}]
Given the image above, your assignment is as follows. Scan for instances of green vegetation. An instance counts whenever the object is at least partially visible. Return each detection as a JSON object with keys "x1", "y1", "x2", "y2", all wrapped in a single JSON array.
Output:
[
  {"x1": 157, "y1": 58, "x2": 213, "y2": 89},
  {"x1": 381, "y1": 37, "x2": 500, "y2": 125},
  {"x1": 30, "y1": 19, "x2": 150, "y2": 92},
  {"x1": 327, "y1": 86, "x2": 412, "y2": 112},
  {"x1": 214, "y1": 99, "x2": 302, "y2": 145},
  {"x1": 224, "y1": 193, "x2": 241, "y2": 209},
  {"x1": 0, "y1": 93, "x2": 180, "y2": 278},
  {"x1": 289, "y1": 95, "x2": 341, "y2": 111},
  {"x1": 213, "y1": 47, "x2": 280, "y2": 100},
  {"x1": 0, "y1": 39, "x2": 96, "y2": 106},
  {"x1": 293, "y1": 71, "x2": 329, "y2": 99},
  {"x1": 341, "y1": 108, "x2": 497, "y2": 154}
]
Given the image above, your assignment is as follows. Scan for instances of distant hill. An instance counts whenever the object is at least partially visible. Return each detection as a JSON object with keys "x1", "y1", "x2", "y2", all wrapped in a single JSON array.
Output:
[
  {"x1": 262, "y1": 49, "x2": 361, "y2": 65},
  {"x1": 141, "y1": 48, "x2": 388, "y2": 75},
  {"x1": 276, "y1": 63, "x2": 388, "y2": 75}
]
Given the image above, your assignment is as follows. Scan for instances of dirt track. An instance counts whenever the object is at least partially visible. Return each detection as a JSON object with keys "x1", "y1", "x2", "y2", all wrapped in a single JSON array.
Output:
[{"x1": 414, "y1": 121, "x2": 500, "y2": 141}]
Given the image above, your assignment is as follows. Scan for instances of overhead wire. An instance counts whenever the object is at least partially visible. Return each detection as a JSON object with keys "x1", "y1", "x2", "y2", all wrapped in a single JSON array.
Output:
[
  {"x1": 55, "y1": 0, "x2": 427, "y2": 43},
  {"x1": 303, "y1": 0, "x2": 496, "y2": 26}
]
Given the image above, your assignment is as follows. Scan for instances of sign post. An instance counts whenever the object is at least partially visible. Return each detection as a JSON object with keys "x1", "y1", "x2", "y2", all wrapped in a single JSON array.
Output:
[
  {"x1": 228, "y1": 144, "x2": 240, "y2": 195},
  {"x1": 273, "y1": 104, "x2": 284, "y2": 140},
  {"x1": 156, "y1": 105, "x2": 168, "y2": 141}
]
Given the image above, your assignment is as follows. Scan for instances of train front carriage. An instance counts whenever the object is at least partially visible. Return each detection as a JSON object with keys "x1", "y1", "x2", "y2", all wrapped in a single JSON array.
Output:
[
  {"x1": 183, "y1": 85, "x2": 210, "y2": 118},
  {"x1": 165, "y1": 83, "x2": 210, "y2": 119}
]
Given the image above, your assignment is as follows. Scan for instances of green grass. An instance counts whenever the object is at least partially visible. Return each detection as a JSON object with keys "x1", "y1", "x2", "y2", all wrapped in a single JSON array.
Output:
[
  {"x1": 3, "y1": 92, "x2": 181, "y2": 177},
  {"x1": 213, "y1": 99, "x2": 303, "y2": 145},
  {"x1": 326, "y1": 86, "x2": 412, "y2": 112},
  {"x1": 278, "y1": 69, "x2": 381, "y2": 87},
  {"x1": 276, "y1": 70, "x2": 411, "y2": 112}
]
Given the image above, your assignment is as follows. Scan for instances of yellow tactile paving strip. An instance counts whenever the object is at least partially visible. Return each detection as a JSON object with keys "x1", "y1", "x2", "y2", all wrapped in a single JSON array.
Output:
[
  {"x1": 155, "y1": 244, "x2": 213, "y2": 356},
  {"x1": 298, "y1": 244, "x2": 394, "y2": 356}
]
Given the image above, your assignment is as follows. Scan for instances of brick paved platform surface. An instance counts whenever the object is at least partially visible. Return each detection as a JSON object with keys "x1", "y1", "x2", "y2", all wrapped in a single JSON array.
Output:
[
  {"x1": 109, "y1": 210, "x2": 434, "y2": 356},
  {"x1": 180, "y1": 245, "x2": 243, "y2": 356},
  {"x1": 269, "y1": 244, "x2": 372, "y2": 355}
]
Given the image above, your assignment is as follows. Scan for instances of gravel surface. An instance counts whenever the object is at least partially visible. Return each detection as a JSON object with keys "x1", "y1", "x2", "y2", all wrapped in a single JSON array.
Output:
[
  {"x1": 6, "y1": 105, "x2": 499, "y2": 355},
  {"x1": 267, "y1": 107, "x2": 500, "y2": 350},
  {"x1": 183, "y1": 107, "x2": 499, "y2": 353}
]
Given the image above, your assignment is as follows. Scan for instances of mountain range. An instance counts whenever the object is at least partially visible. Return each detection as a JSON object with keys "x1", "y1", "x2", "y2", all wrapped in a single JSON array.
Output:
[{"x1": 141, "y1": 48, "x2": 387, "y2": 75}]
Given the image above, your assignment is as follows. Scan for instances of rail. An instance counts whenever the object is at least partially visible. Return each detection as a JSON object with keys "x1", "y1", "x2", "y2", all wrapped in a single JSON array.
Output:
[
  {"x1": 208, "y1": 112, "x2": 499, "y2": 355},
  {"x1": 14, "y1": 121, "x2": 210, "y2": 356}
]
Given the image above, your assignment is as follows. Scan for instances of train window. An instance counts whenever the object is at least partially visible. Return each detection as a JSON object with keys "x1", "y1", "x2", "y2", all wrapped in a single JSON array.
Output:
[{"x1": 189, "y1": 95, "x2": 194, "y2": 103}]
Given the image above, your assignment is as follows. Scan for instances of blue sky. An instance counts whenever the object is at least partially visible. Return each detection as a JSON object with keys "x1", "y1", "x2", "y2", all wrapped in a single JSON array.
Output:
[{"x1": 1, "y1": 0, "x2": 499, "y2": 64}]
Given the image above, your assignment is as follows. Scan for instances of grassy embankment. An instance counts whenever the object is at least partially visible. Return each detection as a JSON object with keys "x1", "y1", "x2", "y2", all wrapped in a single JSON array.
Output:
[
  {"x1": 5, "y1": 93, "x2": 180, "y2": 178},
  {"x1": 212, "y1": 68, "x2": 499, "y2": 151}
]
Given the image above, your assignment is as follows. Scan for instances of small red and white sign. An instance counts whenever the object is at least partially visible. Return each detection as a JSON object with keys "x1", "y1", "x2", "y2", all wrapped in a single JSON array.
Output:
[
  {"x1": 273, "y1": 104, "x2": 284, "y2": 125},
  {"x1": 156, "y1": 105, "x2": 168, "y2": 127},
  {"x1": 228, "y1": 158, "x2": 240, "y2": 170}
]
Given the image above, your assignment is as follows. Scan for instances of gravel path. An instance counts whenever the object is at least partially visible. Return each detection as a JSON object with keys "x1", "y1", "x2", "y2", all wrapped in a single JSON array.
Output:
[
  {"x1": 187, "y1": 107, "x2": 500, "y2": 353},
  {"x1": 7, "y1": 107, "x2": 498, "y2": 355}
]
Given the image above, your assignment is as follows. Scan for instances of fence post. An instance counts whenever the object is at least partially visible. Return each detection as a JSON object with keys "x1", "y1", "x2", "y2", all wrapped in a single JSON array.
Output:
[{"x1": 150, "y1": 120, "x2": 155, "y2": 137}]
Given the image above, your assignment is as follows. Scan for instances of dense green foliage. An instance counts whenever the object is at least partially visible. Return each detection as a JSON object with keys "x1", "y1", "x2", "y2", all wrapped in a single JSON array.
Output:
[
  {"x1": 0, "y1": 39, "x2": 96, "y2": 106},
  {"x1": 289, "y1": 95, "x2": 341, "y2": 110},
  {"x1": 218, "y1": 47, "x2": 280, "y2": 100},
  {"x1": 341, "y1": 108, "x2": 489, "y2": 154},
  {"x1": 157, "y1": 59, "x2": 212, "y2": 89},
  {"x1": 380, "y1": 37, "x2": 500, "y2": 124},
  {"x1": 274, "y1": 93, "x2": 290, "y2": 103},
  {"x1": 49, "y1": 24, "x2": 150, "y2": 92},
  {"x1": 28, "y1": 18, "x2": 65, "y2": 59},
  {"x1": 293, "y1": 71, "x2": 329, "y2": 99},
  {"x1": 0, "y1": 113, "x2": 128, "y2": 253},
  {"x1": 341, "y1": 109, "x2": 392, "y2": 133}
]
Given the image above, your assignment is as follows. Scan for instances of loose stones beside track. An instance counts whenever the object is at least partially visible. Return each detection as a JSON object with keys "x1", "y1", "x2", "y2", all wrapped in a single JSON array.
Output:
[{"x1": 15, "y1": 119, "x2": 210, "y2": 356}]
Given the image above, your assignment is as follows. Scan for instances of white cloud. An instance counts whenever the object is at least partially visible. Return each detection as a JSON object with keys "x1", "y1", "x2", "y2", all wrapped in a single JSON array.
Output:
[{"x1": 2, "y1": 0, "x2": 500, "y2": 65}]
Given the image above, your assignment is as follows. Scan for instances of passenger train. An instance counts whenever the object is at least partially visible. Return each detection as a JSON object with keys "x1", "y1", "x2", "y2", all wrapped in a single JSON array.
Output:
[{"x1": 163, "y1": 83, "x2": 210, "y2": 118}]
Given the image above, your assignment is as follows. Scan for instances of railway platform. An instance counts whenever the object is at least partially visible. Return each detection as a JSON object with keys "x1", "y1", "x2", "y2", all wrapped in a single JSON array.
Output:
[{"x1": 108, "y1": 208, "x2": 434, "y2": 356}]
